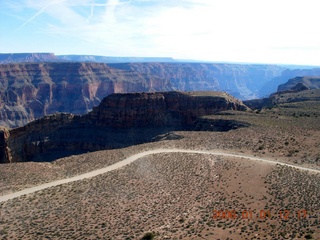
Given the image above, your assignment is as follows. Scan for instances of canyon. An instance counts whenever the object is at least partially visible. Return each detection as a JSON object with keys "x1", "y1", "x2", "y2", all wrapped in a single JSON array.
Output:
[
  {"x1": 0, "y1": 61, "x2": 284, "y2": 128},
  {"x1": 108, "y1": 62, "x2": 284, "y2": 99},
  {"x1": 0, "y1": 62, "x2": 171, "y2": 128},
  {"x1": 0, "y1": 56, "x2": 319, "y2": 239},
  {"x1": 1, "y1": 53, "x2": 320, "y2": 130}
]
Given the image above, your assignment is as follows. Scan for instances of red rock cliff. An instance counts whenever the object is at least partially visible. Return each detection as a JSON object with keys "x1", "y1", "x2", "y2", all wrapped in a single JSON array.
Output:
[
  {"x1": 89, "y1": 91, "x2": 248, "y2": 128},
  {"x1": 0, "y1": 62, "x2": 172, "y2": 128},
  {"x1": 0, "y1": 91, "x2": 249, "y2": 163}
]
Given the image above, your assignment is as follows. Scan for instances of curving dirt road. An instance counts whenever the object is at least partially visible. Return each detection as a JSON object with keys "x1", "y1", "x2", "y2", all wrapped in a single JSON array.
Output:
[{"x1": 1, "y1": 149, "x2": 319, "y2": 203}]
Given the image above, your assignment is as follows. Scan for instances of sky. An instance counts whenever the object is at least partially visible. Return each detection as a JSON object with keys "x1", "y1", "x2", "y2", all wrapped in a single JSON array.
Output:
[{"x1": 1, "y1": 0, "x2": 320, "y2": 65}]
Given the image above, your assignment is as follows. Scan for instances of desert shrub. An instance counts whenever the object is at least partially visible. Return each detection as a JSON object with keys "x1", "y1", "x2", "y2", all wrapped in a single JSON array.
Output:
[
  {"x1": 305, "y1": 233, "x2": 313, "y2": 239},
  {"x1": 141, "y1": 232, "x2": 156, "y2": 240}
]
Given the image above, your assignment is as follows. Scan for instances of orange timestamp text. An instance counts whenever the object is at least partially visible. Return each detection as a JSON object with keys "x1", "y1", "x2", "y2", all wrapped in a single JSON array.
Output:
[{"x1": 212, "y1": 209, "x2": 308, "y2": 220}]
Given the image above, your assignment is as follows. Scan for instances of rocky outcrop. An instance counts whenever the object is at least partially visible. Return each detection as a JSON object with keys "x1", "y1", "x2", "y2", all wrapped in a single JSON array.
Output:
[
  {"x1": 244, "y1": 77, "x2": 320, "y2": 110},
  {"x1": 0, "y1": 62, "x2": 172, "y2": 128},
  {"x1": 0, "y1": 91, "x2": 249, "y2": 163},
  {"x1": 88, "y1": 91, "x2": 248, "y2": 128},
  {"x1": 259, "y1": 69, "x2": 320, "y2": 97},
  {"x1": 288, "y1": 82, "x2": 310, "y2": 92},
  {"x1": 277, "y1": 76, "x2": 320, "y2": 92},
  {"x1": 0, "y1": 127, "x2": 11, "y2": 163}
]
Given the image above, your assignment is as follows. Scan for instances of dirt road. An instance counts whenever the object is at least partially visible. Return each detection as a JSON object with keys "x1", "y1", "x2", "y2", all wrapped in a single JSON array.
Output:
[{"x1": 1, "y1": 149, "x2": 319, "y2": 203}]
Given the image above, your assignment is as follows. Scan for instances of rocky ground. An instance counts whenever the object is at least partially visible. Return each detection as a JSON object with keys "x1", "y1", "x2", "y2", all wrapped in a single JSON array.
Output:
[{"x1": 0, "y1": 99, "x2": 319, "y2": 239}]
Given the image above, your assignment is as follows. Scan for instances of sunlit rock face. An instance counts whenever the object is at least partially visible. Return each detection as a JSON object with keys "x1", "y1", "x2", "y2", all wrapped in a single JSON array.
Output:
[{"x1": 0, "y1": 62, "x2": 172, "y2": 128}]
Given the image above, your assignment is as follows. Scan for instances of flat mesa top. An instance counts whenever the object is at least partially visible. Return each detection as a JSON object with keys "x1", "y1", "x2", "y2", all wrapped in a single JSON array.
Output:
[{"x1": 185, "y1": 91, "x2": 230, "y2": 97}]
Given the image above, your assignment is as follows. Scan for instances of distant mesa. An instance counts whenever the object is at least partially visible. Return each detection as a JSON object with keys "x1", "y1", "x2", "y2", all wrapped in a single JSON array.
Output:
[
  {"x1": 0, "y1": 53, "x2": 175, "y2": 64},
  {"x1": 57, "y1": 55, "x2": 176, "y2": 63},
  {"x1": 0, "y1": 53, "x2": 62, "y2": 63}
]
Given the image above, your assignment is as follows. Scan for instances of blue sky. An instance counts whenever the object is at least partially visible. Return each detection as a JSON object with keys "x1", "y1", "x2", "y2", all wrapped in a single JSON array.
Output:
[{"x1": 1, "y1": 0, "x2": 320, "y2": 65}]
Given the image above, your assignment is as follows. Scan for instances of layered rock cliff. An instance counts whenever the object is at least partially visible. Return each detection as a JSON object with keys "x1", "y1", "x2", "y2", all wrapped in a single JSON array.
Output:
[
  {"x1": 0, "y1": 91, "x2": 249, "y2": 163},
  {"x1": 110, "y1": 63, "x2": 285, "y2": 100},
  {"x1": 0, "y1": 62, "x2": 172, "y2": 128},
  {"x1": 0, "y1": 62, "x2": 284, "y2": 128},
  {"x1": 88, "y1": 91, "x2": 248, "y2": 128}
]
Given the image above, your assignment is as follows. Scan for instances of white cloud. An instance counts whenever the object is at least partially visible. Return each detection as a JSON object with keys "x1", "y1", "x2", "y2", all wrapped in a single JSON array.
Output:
[{"x1": 3, "y1": 0, "x2": 320, "y2": 64}]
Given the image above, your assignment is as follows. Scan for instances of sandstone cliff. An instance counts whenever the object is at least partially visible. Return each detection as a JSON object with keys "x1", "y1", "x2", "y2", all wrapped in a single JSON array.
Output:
[
  {"x1": 0, "y1": 62, "x2": 172, "y2": 128},
  {"x1": 0, "y1": 91, "x2": 249, "y2": 163}
]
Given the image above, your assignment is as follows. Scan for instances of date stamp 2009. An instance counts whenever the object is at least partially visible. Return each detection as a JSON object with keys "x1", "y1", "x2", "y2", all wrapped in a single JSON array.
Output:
[{"x1": 212, "y1": 209, "x2": 308, "y2": 220}]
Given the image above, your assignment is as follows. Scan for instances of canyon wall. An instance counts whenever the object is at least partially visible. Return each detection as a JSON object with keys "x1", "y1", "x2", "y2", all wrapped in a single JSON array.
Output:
[
  {"x1": 3, "y1": 60, "x2": 319, "y2": 129},
  {"x1": 0, "y1": 62, "x2": 172, "y2": 128},
  {"x1": 0, "y1": 91, "x2": 249, "y2": 163},
  {"x1": 0, "y1": 62, "x2": 284, "y2": 128},
  {"x1": 109, "y1": 63, "x2": 285, "y2": 100}
]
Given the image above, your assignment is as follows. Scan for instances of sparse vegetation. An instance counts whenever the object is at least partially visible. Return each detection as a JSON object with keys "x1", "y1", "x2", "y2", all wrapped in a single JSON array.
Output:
[{"x1": 0, "y1": 90, "x2": 319, "y2": 239}]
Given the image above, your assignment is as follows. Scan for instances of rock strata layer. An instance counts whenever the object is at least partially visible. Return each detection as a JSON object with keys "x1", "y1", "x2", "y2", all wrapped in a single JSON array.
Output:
[
  {"x1": 0, "y1": 62, "x2": 171, "y2": 128},
  {"x1": 0, "y1": 91, "x2": 249, "y2": 163}
]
